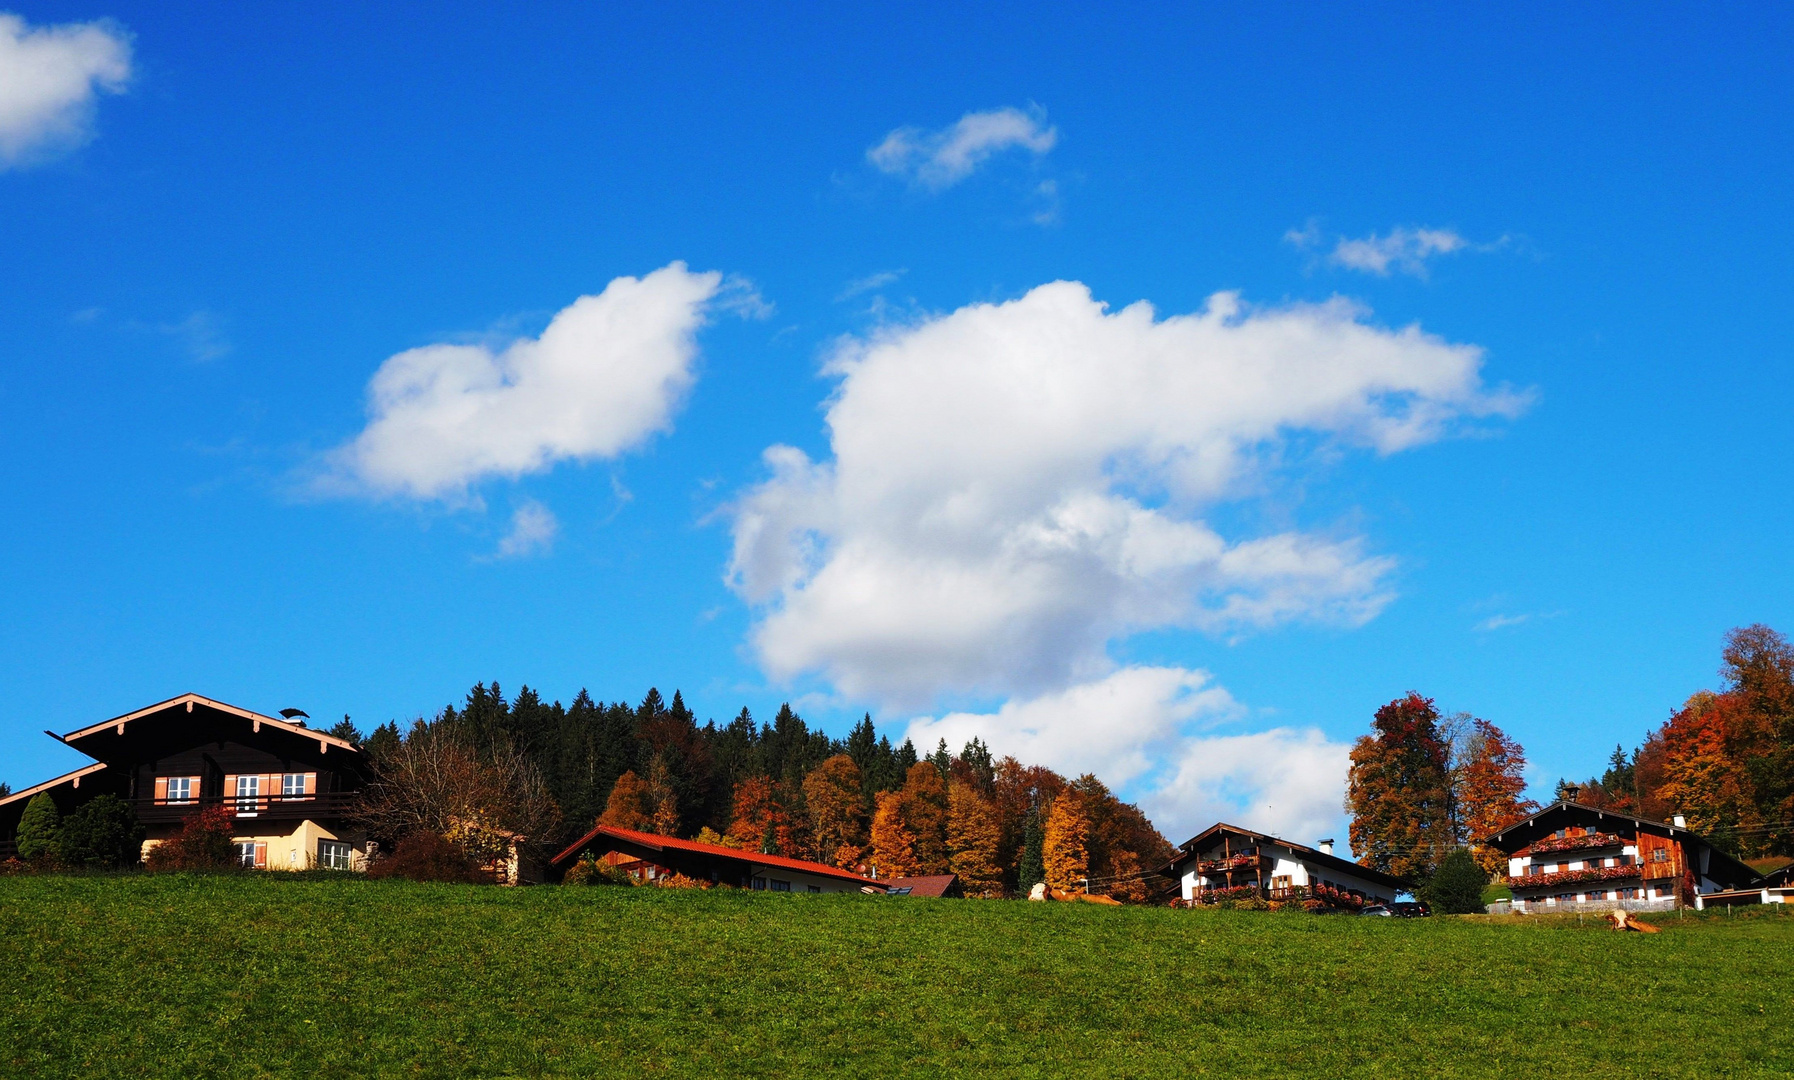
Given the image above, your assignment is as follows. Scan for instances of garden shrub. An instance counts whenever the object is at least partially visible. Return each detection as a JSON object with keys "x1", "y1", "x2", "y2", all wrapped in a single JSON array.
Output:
[
  {"x1": 16, "y1": 793, "x2": 61, "y2": 864},
  {"x1": 1423, "y1": 848, "x2": 1490, "y2": 914},
  {"x1": 57, "y1": 795, "x2": 145, "y2": 869},
  {"x1": 365, "y1": 831, "x2": 487, "y2": 884},
  {"x1": 562, "y1": 856, "x2": 634, "y2": 887},
  {"x1": 146, "y1": 806, "x2": 239, "y2": 872}
]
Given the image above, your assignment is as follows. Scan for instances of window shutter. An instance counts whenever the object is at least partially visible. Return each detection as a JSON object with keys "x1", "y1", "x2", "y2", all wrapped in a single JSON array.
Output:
[
  {"x1": 188, "y1": 776, "x2": 202, "y2": 799},
  {"x1": 254, "y1": 842, "x2": 267, "y2": 868},
  {"x1": 225, "y1": 773, "x2": 238, "y2": 793},
  {"x1": 154, "y1": 777, "x2": 168, "y2": 802},
  {"x1": 304, "y1": 772, "x2": 317, "y2": 795}
]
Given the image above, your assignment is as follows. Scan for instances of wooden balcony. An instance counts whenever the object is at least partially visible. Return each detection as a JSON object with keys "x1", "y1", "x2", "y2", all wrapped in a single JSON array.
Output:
[{"x1": 130, "y1": 791, "x2": 360, "y2": 824}]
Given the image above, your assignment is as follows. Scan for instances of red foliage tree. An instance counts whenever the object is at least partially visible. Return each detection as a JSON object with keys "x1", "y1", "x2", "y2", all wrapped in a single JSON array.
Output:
[{"x1": 1347, "y1": 692, "x2": 1454, "y2": 879}]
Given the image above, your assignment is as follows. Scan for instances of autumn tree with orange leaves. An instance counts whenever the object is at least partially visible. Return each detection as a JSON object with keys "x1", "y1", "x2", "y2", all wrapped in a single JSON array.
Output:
[
  {"x1": 599, "y1": 770, "x2": 651, "y2": 831},
  {"x1": 947, "y1": 781, "x2": 1003, "y2": 897},
  {"x1": 1347, "y1": 693, "x2": 1455, "y2": 879},
  {"x1": 803, "y1": 755, "x2": 869, "y2": 867},
  {"x1": 869, "y1": 790, "x2": 919, "y2": 878},
  {"x1": 1453, "y1": 719, "x2": 1539, "y2": 873},
  {"x1": 1042, "y1": 793, "x2": 1090, "y2": 891}
]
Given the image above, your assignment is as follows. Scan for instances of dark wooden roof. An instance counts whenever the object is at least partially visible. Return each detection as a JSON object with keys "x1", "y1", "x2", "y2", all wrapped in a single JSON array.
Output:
[
  {"x1": 883, "y1": 874, "x2": 959, "y2": 897},
  {"x1": 553, "y1": 823, "x2": 881, "y2": 887},
  {"x1": 1166, "y1": 821, "x2": 1411, "y2": 891},
  {"x1": 56, "y1": 692, "x2": 359, "y2": 765}
]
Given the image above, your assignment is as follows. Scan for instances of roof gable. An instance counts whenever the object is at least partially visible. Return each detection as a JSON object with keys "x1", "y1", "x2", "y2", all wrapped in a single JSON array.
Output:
[
  {"x1": 56, "y1": 693, "x2": 362, "y2": 767},
  {"x1": 554, "y1": 823, "x2": 878, "y2": 887},
  {"x1": 1170, "y1": 820, "x2": 1409, "y2": 890}
]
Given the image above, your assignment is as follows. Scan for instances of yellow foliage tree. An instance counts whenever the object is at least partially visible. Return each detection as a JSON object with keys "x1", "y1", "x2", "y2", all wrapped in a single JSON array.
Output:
[
  {"x1": 870, "y1": 790, "x2": 918, "y2": 879},
  {"x1": 947, "y1": 781, "x2": 1003, "y2": 897},
  {"x1": 803, "y1": 754, "x2": 869, "y2": 867},
  {"x1": 1042, "y1": 794, "x2": 1089, "y2": 892},
  {"x1": 599, "y1": 770, "x2": 651, "y2": 831},
  {"x1": 646, "y1": 756, "x2": 680, "y2": 836},
  {"x1": 900, "y1": 761, "x2": 950, "y2": 874}
]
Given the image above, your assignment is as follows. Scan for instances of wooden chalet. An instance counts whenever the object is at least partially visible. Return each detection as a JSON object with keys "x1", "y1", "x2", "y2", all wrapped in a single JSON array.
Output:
[
  {"x1": 1479, "y1": 798, "x2": 1761, "y2": 911},
  {"x1": 0, "y1": 693, "x2": 371, "y2": 870},
  {"x1": 1164, "y1": 823, "x2": 1406, "y2": 910},
  {"x1": 552, "y1": 823, "x2": 881, "y2": 894}
]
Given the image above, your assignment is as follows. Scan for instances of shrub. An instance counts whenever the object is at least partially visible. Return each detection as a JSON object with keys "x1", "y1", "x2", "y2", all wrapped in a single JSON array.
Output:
[
  {"x1": 16, "y1": 793, "x2": 61, "y2": 864},
  {"x1": 58, "y1": 795, "x2": 145, "y2": 870},
  {"x1": 366, "y1": 831, "x2": 487, "y2": 884},
  {"x1": 562, "y1": 856, "x2": 634, "y2": 887},
  {"x1": 1423, "y1": 848, "x2": 1490, "y2": 915},
  {"x1": 146, "y1": 806, "x2": 240, "y2": 872}
]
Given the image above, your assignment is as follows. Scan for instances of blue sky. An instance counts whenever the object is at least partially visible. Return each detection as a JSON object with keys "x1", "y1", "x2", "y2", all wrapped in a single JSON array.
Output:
[{"x1": 3, "y1": 4, "x2": 1791, "y2": 845}]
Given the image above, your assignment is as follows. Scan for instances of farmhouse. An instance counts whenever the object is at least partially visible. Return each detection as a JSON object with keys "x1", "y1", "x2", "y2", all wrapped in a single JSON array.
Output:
[
  {"x1": 1164, "y1": 823, "x2": 1406, "y2": 909},
  {"x1": 882, "y1": 874, "x2": 961, "y2": 897},
  {"x1": 1479, "y1": 796, "x2": 1761, "y2": 911},
  {"x1": 553, "y1": 823, "x2": 881, "y2": 894},
  {"x1": 0, "y1": 693, "x2": 371, "y2": 870}
]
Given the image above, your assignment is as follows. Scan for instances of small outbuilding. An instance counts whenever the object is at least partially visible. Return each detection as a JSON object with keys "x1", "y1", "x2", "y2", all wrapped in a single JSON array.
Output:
[
  {"x1": 552, "y1": 823, "x2": 880, "y2": 894},
  {"x1": 881, "y1": 874, "x2": 961, "y2": 897}
]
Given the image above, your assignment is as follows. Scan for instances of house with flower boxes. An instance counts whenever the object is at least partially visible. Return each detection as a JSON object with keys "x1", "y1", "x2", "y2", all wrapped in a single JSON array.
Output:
[
  {"x1": 1479, "y1": 796, "x2": 1761, "y2": 912},
  {"x1": 0, "y1": 693, "x2": 371, "y2": 870},
  {"x1": 1163, "y1": 823, "x2": 1407, "y2": 910}
]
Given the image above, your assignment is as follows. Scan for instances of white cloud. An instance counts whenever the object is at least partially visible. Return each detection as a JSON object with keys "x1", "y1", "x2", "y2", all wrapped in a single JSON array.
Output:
[
  {"x1": 902, "y1": 666, "x2": 1352, "y2": 846},
  {"x1": 494, "y1": 500, "x2": 558, "y2": 559},
  {"x1": 0, "y1": 13, "x2": 131, "y2": 168},
  {"x1": 163, "y1": 310, "x2": 230, "y2": 363},
  {"x1": 727, "y1": 280, "x2": 1526, "y2": 707},
  {"x1": 837, "y1": 270, "x2": 905, "y2": 302},
  {"x1": 868, "y1": 106, "x2": 1057, "y2": 190},
  {"x1": 1475, "y1": 613, "x2": 1529, "y2": 632},
  {"x1": 322, "y1": 262, "x2": 725, "y2": 501},
  {"x1": 1288, "y1": 223, "x2": 1493, "y2": 279}
]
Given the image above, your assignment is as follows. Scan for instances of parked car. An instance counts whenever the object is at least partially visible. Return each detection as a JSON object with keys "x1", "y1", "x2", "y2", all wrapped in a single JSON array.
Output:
[
  {"x1": 1390, "y1": 901, "x2": 1431, "y2": 918},
  {"x1": 1359, "y1": 904, "x2": 1392, "y2": 917}
]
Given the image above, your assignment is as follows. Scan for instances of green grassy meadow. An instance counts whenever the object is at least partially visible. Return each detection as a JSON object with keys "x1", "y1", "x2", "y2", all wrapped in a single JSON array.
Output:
[{"x1": 2, "y1": 875, "x2": 1790, "y2": 1078}]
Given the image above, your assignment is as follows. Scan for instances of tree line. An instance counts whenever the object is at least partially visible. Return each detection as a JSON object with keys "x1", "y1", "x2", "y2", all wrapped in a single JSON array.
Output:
[
  {"x1": 343, "y1": 683, "x2": 1176, "y2": 899},
  {"x1": 1555, "y1": 624, "x2": 1794, "y2": 859}
]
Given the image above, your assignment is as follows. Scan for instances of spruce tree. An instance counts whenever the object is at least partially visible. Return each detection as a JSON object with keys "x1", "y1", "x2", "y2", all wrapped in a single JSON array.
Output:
[
  {"x1": 326, "y1": 716, "x2": 363, "y2": 746},
  {"x1": 16, "y1": 792, "x2": 61, "y2": 863},
  {"x1": 1017, "y1": 805, "x2": 1045, "y2": 891},
  {"x1": 1422, "y1": 848, "x2": 1489, "y2": 914}
]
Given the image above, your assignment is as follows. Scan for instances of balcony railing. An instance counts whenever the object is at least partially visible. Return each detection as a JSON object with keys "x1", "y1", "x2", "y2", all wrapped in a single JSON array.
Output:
[{"x1": 129, "y1": 790, "x2": 361, "y2": 823}]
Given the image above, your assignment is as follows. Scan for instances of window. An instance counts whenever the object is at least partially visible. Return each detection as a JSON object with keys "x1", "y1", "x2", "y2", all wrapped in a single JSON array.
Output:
[
  {"x1": 1652, "y1": 849, "x2": 1668, "y2": 863},
  {"x1": 317, "y1": 840, "x2": 353, "y2": 871},
  {"x1": 751, "y1": 877, "x2": 767, "y2": 890},
  {"x1": 771, "y1": 879, "x2": 791, "y2": 892},
  {"x1": 234, "y1": 842, "x2": 258, "y2": 868},
  {"x1": 808, "y1": 885, "x2": 821, "y2": 894},
  {"x1": 235, "y1": 774, "x2": 260, "y2": 815},
  {"x1": 282, "y1": 773, "x2": 307, "y2": 799},
  {"x1": 166, "y1": 777, "x2": 193, "y2": 803}
]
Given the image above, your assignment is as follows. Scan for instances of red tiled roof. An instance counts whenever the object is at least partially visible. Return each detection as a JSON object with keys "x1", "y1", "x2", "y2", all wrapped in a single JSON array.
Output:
[
  {"x1": 883, "y1": 874, "x2": 958, "y2": 897},
  {"x1": 553, "y1": 823, "x2": 879, "y2": 887}
]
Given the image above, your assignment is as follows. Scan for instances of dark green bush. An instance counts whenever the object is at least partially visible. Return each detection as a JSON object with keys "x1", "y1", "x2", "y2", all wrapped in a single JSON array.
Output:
[
  {"x1": 1423, "y1": 848, "x2": 1490, "y2": 914},
  {"x1": 58, "y1": 796, "x2": 145, "y2": 870}
]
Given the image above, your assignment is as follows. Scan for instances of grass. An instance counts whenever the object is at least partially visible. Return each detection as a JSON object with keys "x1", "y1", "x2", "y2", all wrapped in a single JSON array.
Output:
[{"x1": 2, "y1": 875, "x2": 1791, "y2": 1078}]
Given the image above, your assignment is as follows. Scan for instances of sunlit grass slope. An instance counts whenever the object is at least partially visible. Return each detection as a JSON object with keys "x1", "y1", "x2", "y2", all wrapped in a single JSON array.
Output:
[{"x1": 1, "y1": 875, "x2": 1789, "y2": 1078}]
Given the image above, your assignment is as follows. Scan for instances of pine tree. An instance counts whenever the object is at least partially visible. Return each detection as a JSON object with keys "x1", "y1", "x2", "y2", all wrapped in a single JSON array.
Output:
[
  {"x1": 1042, "y1": 795, "x2": 1089, "y2": 892},
  {"x1": 327, "y1": 716, "x2": 363, "y2": 746},
  {"x1": 365, "y1": 720, "x2": 402, "y2": 762},
  {"x1": 1017, "y1": 804, "x2": 1046, "y2": 893},
  {"x1": 16, "y1": 792, "x2": 61, "y2": 863},
  {"x1": 947, "y1": 781, "x2": 1003, "y2": 896},
  {"x1": 928, "y1": 739, "x2": 953, "y2": 782}
]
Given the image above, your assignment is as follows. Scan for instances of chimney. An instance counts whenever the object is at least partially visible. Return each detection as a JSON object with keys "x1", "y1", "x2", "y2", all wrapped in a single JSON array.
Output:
[
  {"x1": 1563, "y1": 785, "x2": 1580, "y2": 803},
  {"x1": 1672, "y1": 814, "x2": 1686, "y2": 829},
  {"x1": 1318, "y1": 839, "x2": 1334, "y2": 856}
]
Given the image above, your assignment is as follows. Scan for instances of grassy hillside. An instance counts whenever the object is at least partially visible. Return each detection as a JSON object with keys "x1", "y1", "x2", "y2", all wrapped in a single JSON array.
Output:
[{"x1": 1, "y1": 876, "x2": 1789, "y2": 1078}]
